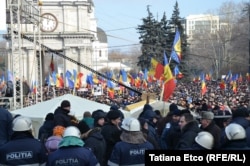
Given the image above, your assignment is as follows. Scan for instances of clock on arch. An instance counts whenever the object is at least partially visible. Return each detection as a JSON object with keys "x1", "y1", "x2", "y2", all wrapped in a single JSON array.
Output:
[{"x1": 41, "y1": 13, "x2": 58, "y2": 32}]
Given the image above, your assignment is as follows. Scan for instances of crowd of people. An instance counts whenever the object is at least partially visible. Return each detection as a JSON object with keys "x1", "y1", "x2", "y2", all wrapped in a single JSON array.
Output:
[{"x1": 0, "y1": 77, "x2": 249, "y2": 165}]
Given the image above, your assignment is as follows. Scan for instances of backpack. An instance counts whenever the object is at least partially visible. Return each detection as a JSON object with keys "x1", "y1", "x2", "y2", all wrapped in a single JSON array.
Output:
[{"x1": 5, "y1": 81, "x2": 13, "y2": 97}]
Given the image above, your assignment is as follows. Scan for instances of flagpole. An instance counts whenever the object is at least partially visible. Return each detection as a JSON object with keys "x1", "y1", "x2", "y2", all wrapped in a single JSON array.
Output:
[
  {"x1": 159, "y1": 80, "x2": 167, "y2": 116},
  {"x1": 73, "y1": 85, "x2": 76, "y2": 96},
  {"x1": 168, "y1": 56, "x2": 172, "y2": 65}
]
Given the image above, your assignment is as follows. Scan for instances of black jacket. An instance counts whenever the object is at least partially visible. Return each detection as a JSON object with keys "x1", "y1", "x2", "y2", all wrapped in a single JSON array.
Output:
[
  {"x1": 175, "y1": 120, "x2": 200, "y2": 150},
  {"x1": 84, "y1": 128, "x2": 106, "y2": 166},
  {"x1": 38, "y1": 120, "x2": 54, "y2": 142},
  {"x1": 101, "y1": 122, "x2": 122, "y2": 165},
  {"x1": 54, "y1": 107, "x2": 72, "y2": 127}
]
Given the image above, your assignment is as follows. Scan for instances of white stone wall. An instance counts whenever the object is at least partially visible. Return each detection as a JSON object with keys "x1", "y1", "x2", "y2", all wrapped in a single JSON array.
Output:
[{"x1": 14, "y1": 0, "x2": 107, "y2": 86}]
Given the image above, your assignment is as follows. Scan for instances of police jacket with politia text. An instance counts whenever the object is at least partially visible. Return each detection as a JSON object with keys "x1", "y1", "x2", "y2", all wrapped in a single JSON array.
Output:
[
  {"x1": 108, "y1": 141, "x2": 154, "y2": 166},
  {"x1": 46, "y1": 146, "x2": 99, "y2": 166},
  {"x1": 0, "y1": 132, "x2": 47, "y2": 166}
]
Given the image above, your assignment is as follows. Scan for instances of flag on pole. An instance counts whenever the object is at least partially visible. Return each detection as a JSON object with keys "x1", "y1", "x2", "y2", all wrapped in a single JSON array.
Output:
[
  {"x1": 170, "y1": 29, "x2": 181, "y2": 63},
  {"x1": 75, "y1": 72, "x2": 83, "y2": 89},
  {"x1": 7, "y1": 71, "x2": 13, "y2": 82},
  {"x1": 148, "y1": 57, "x2": 164, "y2": 80},
  {"x1": 201, "y1": 74, "x2": 207, "y2": 95},
  {"x1": 174, "y1": 65, "x2": 183, "y2": 78},
  {"x1": 232, "y1": 81, "x2": 237, "y2": 94},
  {"x1": 162, "y1": 51, "x2": 176, "y2": 101}
]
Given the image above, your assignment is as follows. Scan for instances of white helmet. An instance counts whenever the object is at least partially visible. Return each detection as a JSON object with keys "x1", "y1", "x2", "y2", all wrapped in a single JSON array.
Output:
[
  {"x1": 13, "y1": 116, "x2": 33, "y2": 131},
  {"x1": 225, "y1": 123, "x2": 246, "y2": 140},
  {"x1": 195, "y1": 131, "x2": 214, "y2": 149},
  {"x1": 121, "y1": 117, "x2": 140, "y2": 132},
  {"x1": 63, "y1": 126, "x2": 81, "y2": 138}
]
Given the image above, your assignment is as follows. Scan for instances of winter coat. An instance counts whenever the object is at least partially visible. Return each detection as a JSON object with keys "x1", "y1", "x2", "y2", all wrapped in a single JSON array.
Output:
[
  {"x1": 221, "y1": 139, "x2": 250, "y2": 150},
  {"x1": 45, "y1": 136, "x2": 63, "y2": 153},
  {"x1": 0, "y1": 132, "x2": 47, "y2": 165},
  {"x1": 0, "y1": 108, "x2": 13, "y2": 146},
  {"x1": 200, "y1": 120, "x2": 221, "y2": 149},
  {"x1": 84, "y1": 128, "x2": 106, "y2": 166},
  {"x1": 231, "y1": 117, "x2": 250, "y2": 147},
  {"x1": 101, "y1": 122, "x2": 122, "y2": 166},
  {"x1": 54, "y1": 107, "x2": 72, "y2": 127},
  {"x1": 38, "y1": 120, "x2": 55, "y2": 142},
  {"x1": 175, "y1": 120, "x2": 200, "y2": 150},
  {"x1": 108, "y1": 141, "x2": 154, "y2": 166},
  {"x1": 47, "y1": 146, "x2": 99, "y2": 166},
  {"x1": 165, "y1": 121, "x2": 182, "y2": 150}
]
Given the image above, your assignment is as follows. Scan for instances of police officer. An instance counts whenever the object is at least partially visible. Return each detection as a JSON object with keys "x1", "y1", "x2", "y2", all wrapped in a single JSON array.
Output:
[
  {"x1": 0, "y1": 116, "x2": 47, "y2": 165},
  {"x1": 47, "y1": 126, "x2": 99, "y2": 166},
  {"x1": 108, "y1": 117, "x2": 154, "y2": 165}
]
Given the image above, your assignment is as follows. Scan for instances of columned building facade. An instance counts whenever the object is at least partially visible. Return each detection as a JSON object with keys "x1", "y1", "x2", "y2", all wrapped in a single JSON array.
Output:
[{"x1": 9, "y1": 0, "x2": 108, "y2": 84}]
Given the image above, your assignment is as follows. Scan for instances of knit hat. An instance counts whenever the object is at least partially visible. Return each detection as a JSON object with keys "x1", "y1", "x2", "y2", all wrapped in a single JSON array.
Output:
[
  {"x1": 92, "y1": 109, "x2": 106, "y2": 122},
  {"x1": 201, "y1": 111, "x2": 214, "y2": 120},
  {"x1": 53, "y1": 126, "x2": 65, "y2": 137},
  {"x1": 170, "y1": 109, "x2": 181, "y2": 116},
  {"x1": 106, "y1": 110, "x2": 121, "y2": 120},
  {"x1": 110, "y1": 105, "x2": 119, "y2": 111},
  {"x1": 169, "y1": 103, "x2": 178, "y2": 112},
  {"x1": 61, "y1": 100, "x2": 70, "y2": 108},
  {"x1": 77, "y1": 120, "x2": 90, "y2": 134},
  {"x1": 45, "y1": 113, "x2": 54, "y2": 121}
]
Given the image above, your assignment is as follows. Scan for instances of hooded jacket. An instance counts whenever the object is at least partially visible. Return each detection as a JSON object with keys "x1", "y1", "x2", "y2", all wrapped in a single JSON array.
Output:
[
  {"x1": 84, "y1": 128, "x2": 106, "y2": 166},
  {"x1": 54, "y1": 107, "x2": 72, "y2": 127}
]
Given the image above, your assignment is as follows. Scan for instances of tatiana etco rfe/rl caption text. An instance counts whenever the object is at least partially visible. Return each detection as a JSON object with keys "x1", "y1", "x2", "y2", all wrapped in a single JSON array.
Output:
[{"x1": 145, "y1": 150, "x2": 250, "y2": 165}]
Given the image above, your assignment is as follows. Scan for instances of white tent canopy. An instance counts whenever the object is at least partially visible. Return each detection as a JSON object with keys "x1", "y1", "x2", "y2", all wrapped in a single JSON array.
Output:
[
  {"x1": 11, "y1": 94, "x2": 130, "y2": 138},
  {"x1": 126, "y1": 100, "x2": 185, "y2": 118}
]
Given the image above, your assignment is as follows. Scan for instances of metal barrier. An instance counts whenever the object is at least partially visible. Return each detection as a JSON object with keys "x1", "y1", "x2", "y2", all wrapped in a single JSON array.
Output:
[{"x1": 0, "y1": 97, "x2": 14, "y2": 111}]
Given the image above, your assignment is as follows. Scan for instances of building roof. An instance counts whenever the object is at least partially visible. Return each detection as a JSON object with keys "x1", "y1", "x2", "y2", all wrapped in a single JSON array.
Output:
[{"x1": 97, "y1": 27, "x2": 107, "y2": 43}]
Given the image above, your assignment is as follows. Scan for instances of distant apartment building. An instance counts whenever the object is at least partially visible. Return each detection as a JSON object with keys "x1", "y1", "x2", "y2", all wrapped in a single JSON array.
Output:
[{"x1": 186, "y1": 14, "x2": 220, "y2": 40}]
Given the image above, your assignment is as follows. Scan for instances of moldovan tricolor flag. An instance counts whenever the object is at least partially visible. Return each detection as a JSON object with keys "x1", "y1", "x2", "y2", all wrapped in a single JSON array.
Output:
[
  {"x1": 162, "y1": 51, "x2": 176, "y2": 102},
  {"x1": 170, "y1": 29, "x2": 181, "y2": 63},
  {"x1": 219, "y1": 79, "x2": 226, "y2": 90},
  {"x1": 201, "y1": 79, "x2": 207, "y2": 96},
  {"x1": 148, "y1": 57, "x2": 164, "y2": 80},
  {"x1": 232, "y1": 81, "x2": 237, "y2": 94}
]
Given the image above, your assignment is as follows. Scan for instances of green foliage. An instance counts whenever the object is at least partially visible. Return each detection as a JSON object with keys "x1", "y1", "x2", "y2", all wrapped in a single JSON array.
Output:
[{"x1": 137, "y1": 2, "x2": 189, "y2": 78}]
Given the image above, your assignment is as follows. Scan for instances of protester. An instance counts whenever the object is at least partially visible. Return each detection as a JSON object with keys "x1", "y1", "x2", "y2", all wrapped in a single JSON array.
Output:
[
  {"x1": 175, "y1": 113, "x2": 200, "y2": 149},
  {"x1": 138, "y1": 118, "x2": 160, "y2": 149},
  {"x1": 45, "y1": 125, "x2": 65, "y2": 153},
  {"x1": 164, "y1": 109, "x2": 182, "y2": 150},
  {"x1": 46, "y1": 126, "x2": 99, "y2": 166},
  {"x1": 92, "y1": 109, "x2": 106, "y2": 128},
  {"x1": 38, "y1": 112, "x2": 54, "y2": 143},
  {"x1": 81, "y1": 127, "x2": 106, "y2": 166},
  {"x1": 54, "y1": 100, "x2": 78, "y2": 127},
  {"x1": 101, "y1": 110, "x2": 122, "y2": 165},
  {"x1": 81, "y1": 111, "x2": 94, "y2": 129},
  {"x1": 199, "y1": 111, "x2": 221, "y2": 149}
]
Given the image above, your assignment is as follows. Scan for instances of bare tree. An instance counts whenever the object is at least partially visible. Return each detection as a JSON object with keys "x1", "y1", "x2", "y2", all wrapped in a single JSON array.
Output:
[{"x1": 188, "y1": 1, "x2": 248, "y2": 79}]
